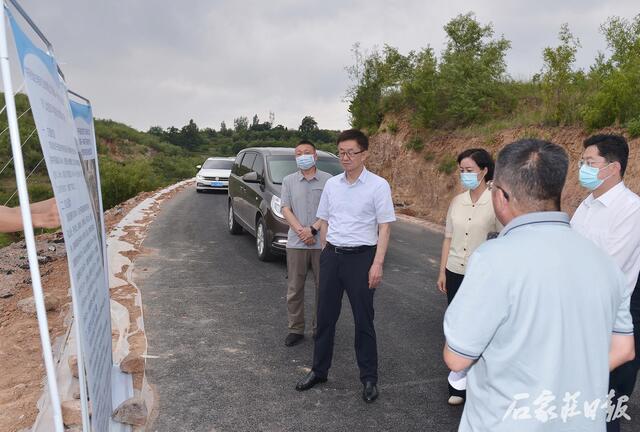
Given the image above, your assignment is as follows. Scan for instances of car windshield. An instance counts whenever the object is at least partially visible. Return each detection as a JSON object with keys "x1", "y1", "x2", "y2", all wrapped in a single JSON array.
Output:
[
  {"x1": 202, "y1": 159, "x2": 234, "y2": 170},
  {"x1": 267, "y1": 156, "x2": 343, "y2": 184}
]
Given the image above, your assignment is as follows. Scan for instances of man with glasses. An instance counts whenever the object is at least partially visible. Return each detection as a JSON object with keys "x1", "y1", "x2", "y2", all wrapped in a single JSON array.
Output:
[
  {"x1": 444, "y1": 139, "x2": 635, "y2": 432},
  {"x1": 295, "y1": 129, "x2": 395, "y2": 403},
  {"x1": 571, "y1": 134, "x2": 640, "y2": 432}
]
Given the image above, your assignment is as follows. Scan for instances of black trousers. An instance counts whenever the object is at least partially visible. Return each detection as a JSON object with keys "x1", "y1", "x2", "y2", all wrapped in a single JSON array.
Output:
[
  {"x1": 445, "y1": 268, "x2": 466, "y2": 398},
  {"x1": 607, "y1": 273, "x2": 640, "y2": 432},
  {"x1": 312, "y1": 246, "x2": 377, "y2": 384},
  {"x1": 445, "y1": 268, "x2": 464, "y2": 305}
]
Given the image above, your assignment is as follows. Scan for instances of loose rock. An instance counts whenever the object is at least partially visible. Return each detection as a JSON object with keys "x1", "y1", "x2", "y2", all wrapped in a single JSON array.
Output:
[
  {"x1": 68, "y1": 355, "x2": 79, "y2": 378},
  {"x1": 71, "y1": 381, "x2": 81, "y2": 399},
  {"x1": 17, "y1": 297, "x2": 35, "y2": 314},
  {"x1": 0, "y1": 287, "x2": 13, "y2": 298},
  {"x1": 111, "y1": 396, "x2": 147, "y2": 426},
  {"x1": 61, "y1": 400, "x2": 82, "y2": 426},
  {"x1": 119, "y1": 352, "x2": 145, "y2": 374},
  {"x1": 17, "y1": 294, "x2": 60, "y2": 313}
]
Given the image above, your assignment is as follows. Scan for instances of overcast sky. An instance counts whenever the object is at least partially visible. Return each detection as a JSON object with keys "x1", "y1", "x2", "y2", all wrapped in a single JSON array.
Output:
[{"x1": 13, "y1": 1, "x2": 640, "y2": 132}]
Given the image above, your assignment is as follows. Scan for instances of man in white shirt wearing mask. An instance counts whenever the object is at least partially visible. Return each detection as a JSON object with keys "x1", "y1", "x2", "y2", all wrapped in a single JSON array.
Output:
[{"x1": 571, "y1": 134, "x2": 640, "y2": 432}]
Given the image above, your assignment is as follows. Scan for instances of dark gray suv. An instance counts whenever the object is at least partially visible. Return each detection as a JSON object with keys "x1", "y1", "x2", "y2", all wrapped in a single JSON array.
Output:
[{"x1": 228, "y1": 147, "x2": 342, "y2": 261}]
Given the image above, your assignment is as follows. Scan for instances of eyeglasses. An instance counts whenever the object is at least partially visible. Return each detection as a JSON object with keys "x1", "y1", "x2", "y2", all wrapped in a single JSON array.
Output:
[
  {"x1": 337, "y1": 149, "x2": 365, "y2": 160},
  {"x1": 487, "y1": 180, "x2": 509, "y2": 201},
  {"x1": 578, "y1": 159, "x2": 609, "y2": 168}
]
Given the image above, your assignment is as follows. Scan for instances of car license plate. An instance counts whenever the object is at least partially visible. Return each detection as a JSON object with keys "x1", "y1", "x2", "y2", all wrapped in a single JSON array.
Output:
[{"x1": 211, "y1": 181, "x2": 224, "y2": 187}]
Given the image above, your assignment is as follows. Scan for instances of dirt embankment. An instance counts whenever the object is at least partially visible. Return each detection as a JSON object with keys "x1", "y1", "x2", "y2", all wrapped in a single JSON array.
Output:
[
  {"x1": 367, "y1": 114, "x2": 640, "y2": 225},
  {"x1": 0, "y1": 184, "x2": 184, "y2": 432}
]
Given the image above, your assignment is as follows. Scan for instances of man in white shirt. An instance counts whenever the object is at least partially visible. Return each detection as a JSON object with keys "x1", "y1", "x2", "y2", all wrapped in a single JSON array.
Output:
[
  {"x1": 295, "y1": 129, "x2": 396, "y2": 403},
  {"x1": 571, "y1": 134, "x2": 640, "y2": 432}
]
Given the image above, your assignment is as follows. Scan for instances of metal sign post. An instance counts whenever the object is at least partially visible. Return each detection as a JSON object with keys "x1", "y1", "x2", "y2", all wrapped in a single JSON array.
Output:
[{"x1": 0, "y1": 7, "x2": 64, "y2": 432}]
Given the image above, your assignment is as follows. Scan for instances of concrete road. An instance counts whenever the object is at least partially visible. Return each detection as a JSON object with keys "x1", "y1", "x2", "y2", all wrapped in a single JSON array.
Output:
[{"x1": 134, "y1": 185, "x2": 639, "y2": 432}]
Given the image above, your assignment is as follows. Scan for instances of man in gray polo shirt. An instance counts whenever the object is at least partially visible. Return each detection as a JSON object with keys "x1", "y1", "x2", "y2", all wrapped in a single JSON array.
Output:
[
  {"x1": 444, "y1": 139, "x2": 635, "y2": 431},
  {"x1": 281, "y1": 140, "x2": 333, "y2": 347}
]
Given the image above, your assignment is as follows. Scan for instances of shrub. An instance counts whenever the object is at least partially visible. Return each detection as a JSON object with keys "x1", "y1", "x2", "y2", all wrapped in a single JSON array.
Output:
[
  {"x1": 423, "y1": 151, "x2": 435, "y2": 162},
  {"x1": 405, "y1": 137, "x2": 424, "y2": 152},
  {"x1": 628, "y1": 116, "x2": 640, "y2": 138},
  {"x1": 438, "y1": 156, "x2": 458, "y2": 174},
  {"x1": 99, "y1": 157, "x2": 162, "y2": 209},
  {"x1": 387, "y1": 122, "x2": 399, "y2": 134}
]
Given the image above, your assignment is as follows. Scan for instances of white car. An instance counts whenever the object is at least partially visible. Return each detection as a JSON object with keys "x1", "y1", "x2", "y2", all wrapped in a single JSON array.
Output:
[{"x1": 195, "y1": 157, "x2": 235, "y2": 192}]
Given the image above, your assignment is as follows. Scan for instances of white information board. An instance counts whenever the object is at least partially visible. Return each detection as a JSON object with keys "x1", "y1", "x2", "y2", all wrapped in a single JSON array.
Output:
[{"x1": 8, "y1": 11, "x2": 112, "y2": 431}]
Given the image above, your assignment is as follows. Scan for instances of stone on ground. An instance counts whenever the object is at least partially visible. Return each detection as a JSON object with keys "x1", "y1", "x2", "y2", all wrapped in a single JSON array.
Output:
[{"x1": 112, "y1": 396, "x2": 148, "y2": 426}]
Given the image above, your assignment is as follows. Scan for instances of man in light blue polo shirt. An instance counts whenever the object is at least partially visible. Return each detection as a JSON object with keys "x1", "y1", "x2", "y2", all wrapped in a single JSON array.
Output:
[{"x1": 444, "y1": 139, "x2": 635, "y2": 432}]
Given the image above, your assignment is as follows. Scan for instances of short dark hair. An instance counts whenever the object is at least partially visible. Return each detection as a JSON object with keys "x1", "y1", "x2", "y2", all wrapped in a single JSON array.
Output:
[
  {"x1": 495, "y1": 139, "x2": 568, "y2": 210},
  {"x1": 337, "y1": 129, "x2": 369, "y2": 151},
  {"x1": 583, "y1": 134, "x2": 628, "y2": 177},
  {"x1": 457, "y1": 148, "x2": 495, "y2": 181},
  {"x1": 296, "y1": 139, "x2": 315, "y2": 149}
]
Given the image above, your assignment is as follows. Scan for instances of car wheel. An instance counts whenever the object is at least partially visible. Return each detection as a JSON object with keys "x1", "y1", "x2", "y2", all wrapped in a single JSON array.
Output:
[
  {"x1": 228, "y1": 202, "x2": 243, "y2": 235},
  {"x1": 256, "y1": 217, "x2": 275, "y2": 262}
]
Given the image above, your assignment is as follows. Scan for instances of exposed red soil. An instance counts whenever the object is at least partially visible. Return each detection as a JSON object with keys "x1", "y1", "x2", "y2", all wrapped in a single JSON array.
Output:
[{"x1": 0, "y1": 181, "x2": 190, "y2": 431}]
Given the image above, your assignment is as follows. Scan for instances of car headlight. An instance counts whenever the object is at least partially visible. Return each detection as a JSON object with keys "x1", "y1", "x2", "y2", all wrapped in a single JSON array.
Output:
[
  {"x1": 196, "y1": 174, "x2": 204, "y2": 180},
  {"x1": 270, "y1": 195, "x2": 284, "y2": 219}
]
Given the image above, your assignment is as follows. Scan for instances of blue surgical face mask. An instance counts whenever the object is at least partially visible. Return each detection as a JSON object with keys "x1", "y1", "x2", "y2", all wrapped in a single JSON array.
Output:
[
  {"x1": 460, "y1": 172, "x2": 480, "y2": 190},
  {"x1": 579, "y1": 164, "x2": 610, "y2": 190},
  {"x1": 296, "y1": 154, "x2": 316, "y2": 170}
]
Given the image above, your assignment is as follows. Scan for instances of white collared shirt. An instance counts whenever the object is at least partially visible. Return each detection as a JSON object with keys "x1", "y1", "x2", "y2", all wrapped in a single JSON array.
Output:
[
  {"x1": 316, "y1": 167, "x2": 396, "y2": 247},
  {"x1": 571, "y1": 181, "x2": 640, "y2": 291}
]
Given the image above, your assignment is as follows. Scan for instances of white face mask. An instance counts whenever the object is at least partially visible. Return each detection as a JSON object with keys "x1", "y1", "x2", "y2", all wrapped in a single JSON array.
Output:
[
  {"x1": 578, "y1": 163, "x2": 612, "y2": 191},
  {"x1": 460, "y1": 172, "x2": 480, "y2": 190},
  {"x1": 296, "y1": 154, "x2": 315, "y2": 170}
]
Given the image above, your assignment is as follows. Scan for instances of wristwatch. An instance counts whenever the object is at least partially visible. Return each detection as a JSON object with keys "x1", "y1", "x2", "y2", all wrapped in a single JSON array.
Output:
[{"x1": 310, "y1": 226, "x2": 318, "y2": 236}]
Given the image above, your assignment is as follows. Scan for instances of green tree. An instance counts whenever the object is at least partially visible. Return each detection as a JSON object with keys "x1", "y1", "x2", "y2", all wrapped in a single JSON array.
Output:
[
  {"x1": 148, "y1": 126, "x2": 164, "y2": 136},
  {"x1": 233, "y1": 116, "x2": 249, "y2": 132},
  {"x1": 346, "y1": 44, "x2": 416, "y2": 130},
  {"x1": 299, "y1": 116, "x2": 319, "y2": 133},
  {"x1": 346, "y1": 44, "x2": 383, "y2": 130},
  {"x1": 539, "y1": 24, "x2": 582, "y2": 125},
  {"x1": 402, "y1": 48, "x2": 438, "y2": 127},
  {"x1": 583, "y1": 14, "x2": 640, "y2": 128},
  {"x1": 179, "y1": 119, "x2": 204, "y2": 150},
  {"x1": 437, "y1": 12, "x2": 512, "y2": 127}
]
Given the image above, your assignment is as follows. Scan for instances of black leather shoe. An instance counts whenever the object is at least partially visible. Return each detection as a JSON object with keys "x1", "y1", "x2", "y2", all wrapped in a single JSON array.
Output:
[
  {"x1": 362, "y1": 381, "x2": 378, "y2": 403},
  {"x1": 295, "y1": 371, "x2": 327, "y2": 391},
  {"x1": 284, "y1": 333, "x2": 304, "y2": 347}
]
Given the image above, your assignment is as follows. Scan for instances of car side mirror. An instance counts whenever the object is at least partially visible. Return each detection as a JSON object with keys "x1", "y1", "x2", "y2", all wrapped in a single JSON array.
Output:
[
  {"x1": 196, "y1": 164, "x2": 202, "y2": 169},
  {"x1": 242, "y1": 172, "x2": 260, "y2": 183}
]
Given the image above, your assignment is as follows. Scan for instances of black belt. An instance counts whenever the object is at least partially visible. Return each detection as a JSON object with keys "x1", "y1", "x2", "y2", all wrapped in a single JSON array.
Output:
[{"x1": 325, "y1": 243, "x2": 375, "y2": 255}]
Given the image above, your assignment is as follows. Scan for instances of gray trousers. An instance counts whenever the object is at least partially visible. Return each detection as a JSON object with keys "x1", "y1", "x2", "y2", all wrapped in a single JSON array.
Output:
[{"x1": 286, "y1": 248, "x2": 321, "y2": 335}]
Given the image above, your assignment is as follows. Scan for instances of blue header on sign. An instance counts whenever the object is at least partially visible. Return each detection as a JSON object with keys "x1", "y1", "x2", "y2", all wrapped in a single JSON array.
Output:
[
  {"x1": 69, "y1": 99, "x2": 93, "y2": 123},
  {"x1": 6, "y1": 7, "x2": 60, "y2": 82}
]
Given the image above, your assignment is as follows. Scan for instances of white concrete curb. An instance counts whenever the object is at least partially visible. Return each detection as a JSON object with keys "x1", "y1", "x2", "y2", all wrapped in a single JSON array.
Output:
[{"x1": 31, "y1": 179, "x2": 193, "y2": 432}]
